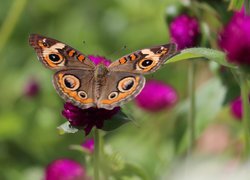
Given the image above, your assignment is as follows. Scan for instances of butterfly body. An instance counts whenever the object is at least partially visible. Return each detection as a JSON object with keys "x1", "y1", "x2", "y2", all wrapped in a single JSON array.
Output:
[
  {"x1": 95, "y1": 64, "x2": 109, "y2": 79},
  {"x1": 29, "y1": 34, "x2": 176, "y2": 110}
]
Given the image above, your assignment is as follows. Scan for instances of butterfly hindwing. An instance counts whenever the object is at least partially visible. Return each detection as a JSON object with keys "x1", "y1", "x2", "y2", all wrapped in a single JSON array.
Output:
[
  {"x1": 96, "y1": 71, "x2": 146, "y2": 110},
  {"x1": 53, "y1": 69, "x2": 96, "y2": 109}
]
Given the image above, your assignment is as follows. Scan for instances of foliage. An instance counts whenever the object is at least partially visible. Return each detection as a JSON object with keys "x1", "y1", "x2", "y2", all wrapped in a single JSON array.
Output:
[{"x1": 0, "y1": 0, "x2": 249, "y2": 179}]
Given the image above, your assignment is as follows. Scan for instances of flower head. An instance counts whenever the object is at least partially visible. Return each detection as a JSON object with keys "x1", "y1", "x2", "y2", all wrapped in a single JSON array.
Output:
[
  {"x1": 45, "y1": 159, "x2": 87, "y2": 180},
  {"x1": 135, "y1": 80, "x2": 178, "y2": 112},
  {"x1": 24, "y1": 78, "x2": 40, "y2": 97},
  {"x1": 230, "y1": 95, "x2": 250, "y2": 120},
  {"x1": 88, "y1": 55, "x2": 111, "y2": 66},
  {"x1": 218, "y1": 11, "x2": 250, "y2": 66},
  {"x1": 230, "y1": 97, "x2": 243, "y2": 120},
  {"x1": 169, "y1": 14, "x2": 200, "y2": 50},
  {"x1": 62, "y1": 102, "x2": 120, "y2": 135},
  {"x1": 82, "y1": 138, "x2": 94, "y2": 153}
]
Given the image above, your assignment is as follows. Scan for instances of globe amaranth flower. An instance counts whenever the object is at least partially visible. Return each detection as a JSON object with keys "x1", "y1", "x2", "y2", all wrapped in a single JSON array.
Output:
[
  {"x1": 62, "y1": 102, "x2": 120, "y2": 135},
  {"x1": 135, "y1": 80, "x2": 178, "y2": 112},
  {"x1": 24, "y1": 78, "x2": 40, "y2": 97},
  {"x1": 169, "y1": 14, "x2": 200, "y2": 50},
  {"x1": 88, "y1": 55, "x2": 111, "y2": 66},
  {"x1": 45, "y1": 159, "x2": 88, "y2": 180},
  {"x1": 230, "y1": 95, "x2": 250, "y2": 120},
  {"x1": 82, "y1": 138, "x2": 94, "y2": 153},
  {"x1": 218, "y1": 11, "x2": 250, "y2": 66}
]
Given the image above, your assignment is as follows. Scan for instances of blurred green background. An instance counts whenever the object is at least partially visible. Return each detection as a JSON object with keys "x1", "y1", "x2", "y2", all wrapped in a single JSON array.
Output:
[{"x1": 0, "y1": 0, "x2": 241, "y2": 179}]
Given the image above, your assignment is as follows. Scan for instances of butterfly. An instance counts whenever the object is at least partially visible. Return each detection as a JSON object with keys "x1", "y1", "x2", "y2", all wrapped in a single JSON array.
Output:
[{"x1": 29, "y1": 34, "x2": 176, "y2": 110}]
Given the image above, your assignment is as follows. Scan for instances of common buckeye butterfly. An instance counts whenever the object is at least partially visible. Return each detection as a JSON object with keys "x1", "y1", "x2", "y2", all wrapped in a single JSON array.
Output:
[{"x1": 29, "y1": 34, "x2": 176, "y2": 110}]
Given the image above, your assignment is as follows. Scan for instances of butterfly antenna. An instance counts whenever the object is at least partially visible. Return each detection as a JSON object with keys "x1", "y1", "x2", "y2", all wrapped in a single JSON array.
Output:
[{"x1": 107, "y1": 45, "x2": 127, "y2": 59}]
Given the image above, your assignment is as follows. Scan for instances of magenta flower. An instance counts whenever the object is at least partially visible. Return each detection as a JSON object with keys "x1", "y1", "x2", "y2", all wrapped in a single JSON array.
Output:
[
  {"x1": 230, "y1": 97, "x2": 243, "y2": 119},
  {"x1": 135, "y1": 80, "x2": 178, "y2": 112},
  {"x1": 62, "y1": 102, "x2": 120, "y2": 135},
  {"x1": 230, "y1": 96, "x2": 250, "y2": 120},
  {"x1": 169, "y1": 14, "x2": 200, "y2": 50},
  {"x1": 88, "y1": 55, "x2": 111, "y2": 66},
  {"x1": 82, "y1": 138, "x2": 94, "y2": 153},
  {"x1": 45, "y1": 159, "x2": 87, "y2": 180},
  {"x1": 24, "y1": 78, "x2": 40, "y2": 97},
  {"x1": 218, "y1": 11, "x2": 250, "y2": 66}
]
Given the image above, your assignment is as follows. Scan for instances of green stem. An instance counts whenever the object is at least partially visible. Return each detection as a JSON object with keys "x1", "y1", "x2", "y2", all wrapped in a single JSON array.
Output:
[
  {"x1": 240, "y1": 72, "x2": 250, "y2": 159},
  {"x1": 0, "y1": 0, "x2": 28, "y2": 55},
  {"x1": 94, "y1": 128, "x2": 101, "y2": 180},
  {"x1": 188, "y1": 61, "x2": 196, "y2": 154},
  {"x1": 244, "y1": 0, "x2": 250, "y2": 16}
]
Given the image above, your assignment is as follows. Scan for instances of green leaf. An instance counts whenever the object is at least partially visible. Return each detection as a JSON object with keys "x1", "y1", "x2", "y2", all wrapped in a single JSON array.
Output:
[
  {"x1": 166, "y1": 48, "x2": 238, "y2": 69},
  {"x1": 69, "y1": 144, "x2": 92, "y2": 154},
  {"x1": 102, "y1": 111, "x2": 132, "y2": 131},
  {"x1": 0, "y1": 113, "x2": 23, "y2": 140},
  {"x1": 228, "y1": 0, "x2": 244, "y2": 11},
  {"x1": 57, "y1": 121, "x2": 79, "y2": 134},
  {"x1": 113, "y1": 162, "x2": 150, "y2": 180}
]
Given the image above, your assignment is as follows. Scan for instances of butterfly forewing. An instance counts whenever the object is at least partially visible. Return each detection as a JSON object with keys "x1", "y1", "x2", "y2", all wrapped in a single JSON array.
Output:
[
  {"x1": 29, "y1": 34, "x2": 95, "y2": 70},
  {"x1": 108, "y1": 43, "x2": 177, "y2": 74}
]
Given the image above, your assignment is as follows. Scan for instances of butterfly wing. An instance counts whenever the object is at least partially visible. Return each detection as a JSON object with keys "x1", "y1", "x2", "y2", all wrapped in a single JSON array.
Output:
[
  {"x1": 96, "y1": 71, "x2": 146, "y2": 110},
  {"x1": 108, "y1": 43, "x2": 177, "y2": 74},
  {"x1": 29, "y1": 34, "x2": 95, "y2": 70},
  {"x1": 29, "y1": 34, "x2": 97, "y2": 109},
  {"x1": 53, "y1": 69, "x2": 97, "y2": 109}
]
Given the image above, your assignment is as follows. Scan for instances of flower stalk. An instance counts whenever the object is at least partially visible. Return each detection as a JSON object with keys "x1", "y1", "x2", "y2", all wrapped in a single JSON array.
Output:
[
  {"x1": 94, "y1": 128, "x2": 101, "y2": 180},
  {"x1": 188, "y1": 60, "x2": 196, "y2": 154},
  {"x1": 245, "y1": 0, "x2": 250, "y2": 16},
  {"x1": 0, "y1": 0, "x2": 27, "y2": 55},
  {"x1": 240, "y1": 72, "x2": 250, "y2": 159}
]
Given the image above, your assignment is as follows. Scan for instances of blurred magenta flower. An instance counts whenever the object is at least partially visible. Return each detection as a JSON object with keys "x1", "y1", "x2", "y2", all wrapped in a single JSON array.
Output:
[
  {"x1": 62, "y1": 102, "x2": 120, "y2": 135},
  {"x1": 45, "y1": 159, "x2": 87, "y2": 180},
  {"x1": 88, "y1": 55, "x2": 111, "y2": 66},
  {"x1": 218, "y1": 11, "x2": 250, "y2": 66},
  {"x1": 82, "y1": 138, "x2": 94, "y2": 153},
  {"x1": 24, "y1": 78, "x2": 40, "y2": 97},
  {"x1": 169, "y1": 14, "x2": 200, "y2": 50},
  {"x1": 230, "y1": 96, "x2": 250, "y2": 120},
  {"x1": 135, "y1": 80, "x2": 178, "y2": 112},
  {"x1": 231, "y1": 97, "x2": 243, "y2": 119}
]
